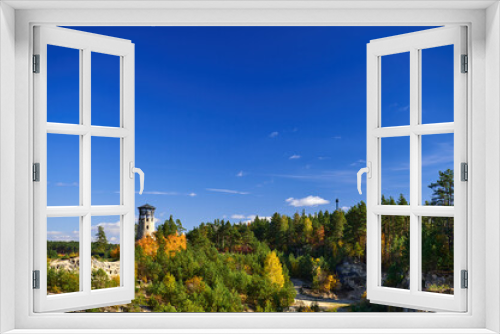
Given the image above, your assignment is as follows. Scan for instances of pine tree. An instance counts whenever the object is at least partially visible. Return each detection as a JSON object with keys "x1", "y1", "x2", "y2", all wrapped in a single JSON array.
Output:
[
  {"x1": 428, "y1": 169, "x2": 454, "y2": 206},
  {"x1": 95, "y1": 226, "x2": 108, "y2": 254}
]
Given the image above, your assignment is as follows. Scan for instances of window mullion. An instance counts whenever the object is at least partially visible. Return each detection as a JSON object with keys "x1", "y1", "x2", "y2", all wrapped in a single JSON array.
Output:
[
  {"x1": 409, "y1": 47, "x2": 420, "y2": 294},
  {"x1": 81, "y1": 47, "x2": 92, "y2": 294}
]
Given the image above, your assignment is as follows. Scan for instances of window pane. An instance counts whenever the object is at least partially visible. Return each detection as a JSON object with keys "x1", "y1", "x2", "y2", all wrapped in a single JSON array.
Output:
[
  {"x1": 381, "y1": 136, "x2": 410, "y2": 204},
  {"x1": 91, "y1": 216, "x2": 121, "y2": 290},
  {"x1": 421, "y1": 45, "x2": 454, "y2": 124},
  {"x1": 421, "y1": 216, "x2": 454, "y2": 295},
  {"x1": 381, "y1": 215, "x2": 410, "y2": 290},
  {"x1": 47, "y1": 134, "x2": 80, "y2": 206},
  {"x1": 91, "y1": 52, "x2": 120, "y2": 127},
  {"x1": 47, "y1": 217, "x2": 80, "y2": 295},
  {"x1": 421, "y1": 133, "x2": 454, "y2": 206},
  {"x1": 91, "y1": 137, "x2": 120, "y2": 205},
  {"x1": 381, "y1": 52, "x2": 410, "y2": 127},
  {"x1": 47, "y1": 45, "x2": 80, "y2": 124}
]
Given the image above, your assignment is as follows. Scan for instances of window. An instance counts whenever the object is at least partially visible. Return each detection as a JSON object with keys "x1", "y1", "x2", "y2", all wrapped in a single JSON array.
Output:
[
  {"x1": 363, "y1": 26, "x2": 467, "y2": 312},
  {"x1": 2, "y1": 2, "x2": 497, "y2": 333},
  {"x1": 33, "y1": 26, "x2": 138, "y2": 312},
  {"x1": 36, "y1": 25, "x2": 471, "y2": 314}
]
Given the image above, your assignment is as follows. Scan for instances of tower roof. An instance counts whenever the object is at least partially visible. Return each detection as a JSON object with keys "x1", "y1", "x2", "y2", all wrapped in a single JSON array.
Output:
[{"x1": 138, "y1": 203, "x2": 156, "y2": 210}]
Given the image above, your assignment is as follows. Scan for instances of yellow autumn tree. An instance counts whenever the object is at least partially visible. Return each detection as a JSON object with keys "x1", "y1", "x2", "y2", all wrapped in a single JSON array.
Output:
[
  {"x1": 264, "y1": 251, "x2": 284, "y2": 288},
  {"x1": 185, "y1": 276, "x2": 206, "y2": 294},
  {"x1": 303, "y1": 217, "x2": 313, "y2": 239},
  {"x1": 110, "y1": 246, "x2": 120, "y2": 260},
  {"x1": 136, "y1": 233, "x2": 187, "y2": 257}
]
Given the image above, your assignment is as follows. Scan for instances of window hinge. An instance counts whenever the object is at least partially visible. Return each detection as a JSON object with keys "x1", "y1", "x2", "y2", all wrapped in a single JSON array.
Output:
[
  {"x1": 461, "y1": 162, "x2": 468, "y2": 181},
  {"x1": 33, "y1": 163, "x2": 40, "y2": 182},
  {"x1": 461, "y1": 54, "x2": 468, "y2": 73},
  {"x1": 461, "y1": 270, "x2": 468, "y2": 289},
  {"x1": 33, "y1": 54, "x2": 40, "y2": 73},
  {"x1": 33, "y1": 270, "x2": 40, "y2": 289}
]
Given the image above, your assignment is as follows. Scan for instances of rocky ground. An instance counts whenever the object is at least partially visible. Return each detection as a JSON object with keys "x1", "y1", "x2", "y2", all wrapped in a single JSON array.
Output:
[{"x1": 50, "y1": 257, "x2": 120, "y2": 277}]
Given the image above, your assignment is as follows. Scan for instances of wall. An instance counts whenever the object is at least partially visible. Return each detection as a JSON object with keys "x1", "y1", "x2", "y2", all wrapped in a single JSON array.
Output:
[
  {"x1": 0, "y1": 2, "x2": 16, "y2": 333},
  {"x1": 485, "y1": 2, "x2": 500, "y2": 333}
]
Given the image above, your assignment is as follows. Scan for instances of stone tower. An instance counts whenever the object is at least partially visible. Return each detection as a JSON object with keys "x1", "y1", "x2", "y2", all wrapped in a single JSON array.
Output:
[{"x1": 137, "y1": 204, "x2": 156, "y2": 240}]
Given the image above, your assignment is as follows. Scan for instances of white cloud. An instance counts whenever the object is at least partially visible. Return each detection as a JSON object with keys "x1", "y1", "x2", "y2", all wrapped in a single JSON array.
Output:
[
  {"x1": 91, "y1": 220, "x2": 121, "y2": 244},
  {"x1": 47, "y1": 230, "x2": 79, "y2": 242},
  {"x1": 318, "y1": 156, "x2": 330, "y2": 160},
  {"x1": 246, "y1": 215, "x2": 271, "y2": 221},
  {"x1": 243, "y1": 215, "x2": 271, "y2": 224},
  {"x1": 269, "y1": 131, "x2": 279, "y2": 138},
  {"x1": 143, "y1": 191, "x2": 178, "y2": 195},
  {"x1": 341, "y1": 206, "x2": 351, "y2": 211},
  {"x1": 54, "y1": 182, "x2": 78, "y2": 187},
  {"x1": 422, "y1": 142, "x2": 454, "y2": 167},
  {"x1": 236, "y1": 171, "x2": 244, "y2": 177},
  {"x1": 333, "y1": 136, "x2": 342, "y2": 139},
  {"x1": 230, "y1": 214, "x2": 271, "y2": 223},
  {"x1": 286, "y1": 196, "x2": 330, "y2": 207},
  {"x1": 350, "y1": 159, "x2": 366, "y2": 166},
  {"x1": 141, "y1": 190, "x2": 197, "y2": 197},
  {"x1": 206, "y1": 188, "x2": 249, "y2": 195},
  {"x1": 270, "y1": 170, "x2": 356, "y2": 184},
  {"x1": 289, "y1": 154, "x2": 301, "y2": 160}
]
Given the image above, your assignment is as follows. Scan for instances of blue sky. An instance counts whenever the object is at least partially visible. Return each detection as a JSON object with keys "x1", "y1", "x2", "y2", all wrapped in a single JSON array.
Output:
[{"x1": 46, "y1": 26, "x2": 454, "y2": 242}]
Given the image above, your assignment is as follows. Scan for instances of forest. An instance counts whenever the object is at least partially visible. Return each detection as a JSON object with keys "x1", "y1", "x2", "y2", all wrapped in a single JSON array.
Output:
[{"x1": 46, "y1": 169, "x2": 455, "y2": 312}]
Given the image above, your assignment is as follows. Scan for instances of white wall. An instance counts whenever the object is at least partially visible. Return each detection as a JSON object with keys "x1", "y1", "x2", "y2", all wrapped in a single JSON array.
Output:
[
  {"x1": 485, "y1": 2, "x2": 500, "y2": 333},
  {"x1": 0, "y1": 2, "x2": 16, "y2": 333}
]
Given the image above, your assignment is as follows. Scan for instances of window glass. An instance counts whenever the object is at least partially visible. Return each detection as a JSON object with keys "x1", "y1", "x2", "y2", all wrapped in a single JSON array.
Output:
[
  {"x1": 47, "y1": 134, "x2": 80, "y2": 206},
  {"x1": 47, "y1": 45, "x2": 80, "y2": 124},
  {"x1": 91, "y1": 52, "x2": 120, "y2": 127},
  {"x1": 91, "y1": 216, "x2": 121, "y2": 290},
  {"x1": 421, "y1": 216, "x2": 454, "y2": 295},
  {"x1": 381, "y1": 215, "x2": 410, "y2": 290},
  {"x1": 421, "y1": 45, "x2": 454, "y2": 124},
  {"x1": 381, "y1": 136, "x2": 410, "y2": 205},
  {"x1": 381, "y1": 52, "x2": 410, "y2": 127},
  {"x1": 47, "y1": 217, "x2": 80, "y2": 295},
  {"x1": 91, "y1": 137, "x2": 121, "y2": 205},
  {"x1": 421, "y1": 134, "x2": 454, "y2": 206}
]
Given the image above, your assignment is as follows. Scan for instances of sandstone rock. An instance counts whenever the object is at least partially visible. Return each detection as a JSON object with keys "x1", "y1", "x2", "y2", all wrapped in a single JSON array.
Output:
[{"x1": 49, "y1": 257, "x2": 120, "y2": 278}]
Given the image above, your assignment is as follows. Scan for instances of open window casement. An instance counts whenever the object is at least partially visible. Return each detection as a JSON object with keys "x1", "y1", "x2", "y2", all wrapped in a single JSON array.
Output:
[
  {"x1": 363, "y1": 26, "x2": 467, "y2": 312},
  {"x1": 33, "y1": 26, "x2": 141, "y2": 312}
]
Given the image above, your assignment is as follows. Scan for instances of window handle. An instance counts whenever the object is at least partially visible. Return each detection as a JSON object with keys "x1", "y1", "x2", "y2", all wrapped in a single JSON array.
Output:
[
  {"x1": 357, "y1": 162, "x2": 371, "y2": 195},
  {"x1": 129, "y1": 162, "x2": 145, "y2": 195}
]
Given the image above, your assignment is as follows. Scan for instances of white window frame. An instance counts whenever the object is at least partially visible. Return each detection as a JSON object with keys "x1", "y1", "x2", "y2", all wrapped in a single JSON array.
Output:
[
  {"x1": 365, "y1": 26, "x2": 468, "y2": 312},
  {"x1": 33, "y1": 26, "x2": 136, "y2": 312},
  {"x1": 0, "y1": 1, "x2": 499, "y2": 333}
]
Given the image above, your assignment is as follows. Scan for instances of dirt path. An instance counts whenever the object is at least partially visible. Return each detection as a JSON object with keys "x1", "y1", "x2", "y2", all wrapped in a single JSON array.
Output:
[{"x1": 291, "y1": 278, "x2": 354, "y2": 310}]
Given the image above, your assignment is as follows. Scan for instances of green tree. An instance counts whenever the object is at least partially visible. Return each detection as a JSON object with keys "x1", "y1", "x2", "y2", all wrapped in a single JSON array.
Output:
[
  {"x1": 428, "y1": 169, "x2": 454, "y2": 255},
  {"x1": 428, "y1": 169, "x2": 454, "y2": 206},
  {"x1": 95, "y1": 226, "x2": 108, "y2": 254}
]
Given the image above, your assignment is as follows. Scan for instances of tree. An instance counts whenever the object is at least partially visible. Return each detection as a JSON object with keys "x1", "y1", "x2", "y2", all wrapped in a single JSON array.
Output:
[
  {"x1": 263, "y1": 251, "x2": 285, "y2": 288},
  {"x1": 428, "y1": 169, "x2": 454, "y2": 255},
  {"x1": 95, "y1": 226, "x2": 108, "y2": 254},
  {"x1": 428, "y1": 169, "x2": 454, "y2": 206},
  {"x1": 331, "y1": 209, "x2": 346, "y2": 240}
]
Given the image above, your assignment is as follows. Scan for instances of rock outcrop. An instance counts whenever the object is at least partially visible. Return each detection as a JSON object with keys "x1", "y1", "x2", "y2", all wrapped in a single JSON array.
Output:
[
  {"x1": 335, "y1": 259, "x2": 366, "y2": 300},
  {"x1": 49, "y1": 257, "x2": 120, "y2": 277}
]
